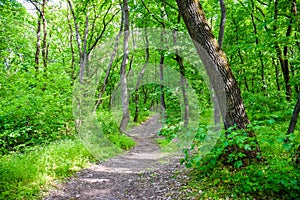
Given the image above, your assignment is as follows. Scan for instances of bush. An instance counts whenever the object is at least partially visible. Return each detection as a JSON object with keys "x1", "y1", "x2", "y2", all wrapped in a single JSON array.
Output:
[{"x1": 0, "y1": 72, "x2": 74, "y2": 154}]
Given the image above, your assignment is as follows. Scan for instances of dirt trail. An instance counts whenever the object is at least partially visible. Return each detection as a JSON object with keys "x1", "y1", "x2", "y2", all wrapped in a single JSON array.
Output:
[{"x1": 44, "y1": 114, "x2": 190, "y2": 200}]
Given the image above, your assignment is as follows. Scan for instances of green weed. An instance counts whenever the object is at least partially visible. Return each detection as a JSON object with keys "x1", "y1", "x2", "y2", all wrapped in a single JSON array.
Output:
[{"x1": 0, "y1": 137, "x2": 119, "y2": 200}]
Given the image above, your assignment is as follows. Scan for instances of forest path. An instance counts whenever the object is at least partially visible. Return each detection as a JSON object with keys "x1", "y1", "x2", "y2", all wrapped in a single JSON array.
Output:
[{"x1": 44, "y1": 114, "x2": 191, "y2": 200}]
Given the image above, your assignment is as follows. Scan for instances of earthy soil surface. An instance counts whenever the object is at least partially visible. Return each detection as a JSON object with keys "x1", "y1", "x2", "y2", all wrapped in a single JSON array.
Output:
[{"x1": 44, "y1": 115, "x2": 192, "y2": 200}]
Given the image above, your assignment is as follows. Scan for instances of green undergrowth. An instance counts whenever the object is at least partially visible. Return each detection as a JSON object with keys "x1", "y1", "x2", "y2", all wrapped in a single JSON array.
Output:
[
  {"x1": 0, "y1": 132, "x2": 135, "y2": 200},
  {"x1": 180, "y1": 92, "x2": 300, "y2": 199},
  {"x1": 0, "y1": 137, "x2": 96, "y2": 200}
]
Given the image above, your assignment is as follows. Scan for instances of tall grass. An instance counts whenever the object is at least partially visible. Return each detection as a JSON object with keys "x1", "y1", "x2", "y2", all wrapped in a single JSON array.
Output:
[{"x1": 0, "y1": 137, "x2": 120, "y2": 200}]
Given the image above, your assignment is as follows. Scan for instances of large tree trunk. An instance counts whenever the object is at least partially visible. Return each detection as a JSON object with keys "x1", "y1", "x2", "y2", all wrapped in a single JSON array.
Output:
[
  {"x1": 119, "y1": 0, "x2": 130, "y2": 131},
  {"x1": 176, "y1": 0, "x2": 261, "y2": 160}
]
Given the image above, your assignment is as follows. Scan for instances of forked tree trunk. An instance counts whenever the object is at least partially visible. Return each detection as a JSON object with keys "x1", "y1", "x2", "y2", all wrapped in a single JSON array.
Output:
[
  {"x1": 119, "y1": 0, "x2": 130, "y2": 131},
  {"x1": 176, "y1": 0, "x2": 261, "y2": 160}
]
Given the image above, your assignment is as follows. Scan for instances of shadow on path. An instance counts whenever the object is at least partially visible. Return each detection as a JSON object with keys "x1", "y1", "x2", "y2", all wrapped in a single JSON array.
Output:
[{"x1": 44, "y1": 114, "x2": 188, "y2": 200}]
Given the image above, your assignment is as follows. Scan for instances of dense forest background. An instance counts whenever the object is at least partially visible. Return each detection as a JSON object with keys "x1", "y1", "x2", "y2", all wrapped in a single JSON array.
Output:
[{"x1": 0, "y1": 0, "x2": 300, "y2": 199}]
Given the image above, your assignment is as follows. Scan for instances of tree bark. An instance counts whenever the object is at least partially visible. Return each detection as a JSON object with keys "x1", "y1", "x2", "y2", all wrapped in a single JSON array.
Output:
[
  {"x1": 250, "y1": 0, "x2": 267, "y2": 92},
  {"x1": 134, "y1": 28, "x2": 149, "y2": 122},
  {"x1": 176, "y1": 0, "x2": 261, "y2": 160},
  {"x1": 35, "y1": 15, "x2": 41, "y2": 72},
  {"x1": 273, "y1": 0, "x2": 292, "y2": 100},
  {"x1": 218, "y1": 0, "x2": 226, "y2": 50},
  {"x1": 41, "y1": 0, "x2": 48, "y2": 71},
  {"x1": 176, "y1": 55, "x2": 189, "y2": 128},
  {"x1": 159, "y1": 30, "x2": 166, "y2": 112},
  {"x1": 286, "y1": 93, "x2": 300, "y2": 164},
  {"x1": 119, "y1": 0, "x2": 130, "y2": 131},
  {"x1": 67, "y1": 6, "x2": 75, "y2": 83},
  {"x1": 173, "y1": 20, "x2": 189, "y2": 128},
  {"x1": 272, "y1": 58, "x2": 281, "y2": 91},
  {"x1": 287, "y1": 93, "x2": 300, "y2": 135}
]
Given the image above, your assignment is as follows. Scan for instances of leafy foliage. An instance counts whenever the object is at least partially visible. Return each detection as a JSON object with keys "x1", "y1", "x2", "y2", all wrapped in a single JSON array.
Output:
[
  {"x1": 181, "y1": 93, "x2": 300, "y2": 199},
  {"x1": 0, "y1": 0, "x2": 300, "y2": 199}
]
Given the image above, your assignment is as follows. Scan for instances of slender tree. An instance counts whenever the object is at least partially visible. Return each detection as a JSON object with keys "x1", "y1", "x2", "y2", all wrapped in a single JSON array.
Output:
[
  {"x1": 94, "y1": 8, "x2": 124, "y2": 112},
  {"x1": 273, "y1": 0, "x2": 293, "y2": 100},
  {"x1": 286, "y1": 93, "x2": 300, "y2": 164},
  {"x1": 133, "y1": 28, "x2": 150, "y2": 122},
  {"x1": 119, "y1": 0, "x2": 130, "y2": 131},
  {"x1": 218, "y1": 0, "x2": 226, "y2": 50}
]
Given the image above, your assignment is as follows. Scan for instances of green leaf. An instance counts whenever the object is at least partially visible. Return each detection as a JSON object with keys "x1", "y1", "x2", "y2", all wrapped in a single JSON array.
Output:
[
  {"x1": 234, "y1": 160, "x2": 243, "y2": 168},
  {"x1": 244, "y1": 144, "x2": 252, "y2": 151}
]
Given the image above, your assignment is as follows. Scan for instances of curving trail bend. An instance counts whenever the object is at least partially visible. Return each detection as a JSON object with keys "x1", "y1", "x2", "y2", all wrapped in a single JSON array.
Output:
[{"x1": 44, "y1": 114, "x2": 191, "y2": 200}]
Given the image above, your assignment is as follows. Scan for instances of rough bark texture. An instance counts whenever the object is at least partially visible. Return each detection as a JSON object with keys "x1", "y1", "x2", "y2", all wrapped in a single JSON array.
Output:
[
  {"x1": 119, "y1": 0, "x2": 130, "y2": 131},
  {"x1": 176, "y1": 0, "x2": 249, "y2": 130},
  {"x1": 176, "y1": 0, "x2": 260, "y2": 161}
]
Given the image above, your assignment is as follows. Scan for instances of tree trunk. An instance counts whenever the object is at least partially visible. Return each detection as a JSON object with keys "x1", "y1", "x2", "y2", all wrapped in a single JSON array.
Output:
[
  {"x1": 272, "y1": 58, "x2": 281, "y2": 91},
  {"x1": 67, "y1": 7, "x2": 75, "y2": 83},
  {"x1": 134, "y1": 28, "x2": 149, "y2": 122},
  {"x1": 287, "y1": 93, "x2": 300, "y2": 135},
  {"x1": 159, "y1": 29, "x2": 166, "y2": 113},
  {"x1": 250, "y1": 0, "x2": 267, "y2": 92},
  {"x1": 173, "y1": 22, "x2": 189, "y2": 128},
  {"x1": 215, "y1": 0, "x2": 226, "y2": 128},
  {"x1": 41, "y1": 0, "x2": 48, "y2": 71},
  {"x1": 176, "y1": 0, "x2": 261, "y2": 160},
  {"x1": 218, "y1": 0, "x2": 226, "y2": 50},
  {"x1": 119, "y1": 0, "x2": 130, "y2": 131},
  {"x1": 94, "y1": 10, "x2": 124, "y2": 112},
  {"x1": 273, "y1": 0, "x2": 292, "y2": 100},
  {"x1": 35, "y1": 16, "x2": 41, "y2": 72},
  {"x1": 286, "y1": 93, "x2": 300, "y2": 164}
]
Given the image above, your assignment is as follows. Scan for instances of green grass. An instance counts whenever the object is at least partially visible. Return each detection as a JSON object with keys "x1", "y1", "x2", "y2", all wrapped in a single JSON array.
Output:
[
  {"x1": 155, "y1": 138, "x2": 170, "y2": 147},
  {"x1": 179, "y1": 93, "x2": 300, "y2": 199},
  {"x1": 0, "y1": 136, "x2": 126, "y2": 200}
]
